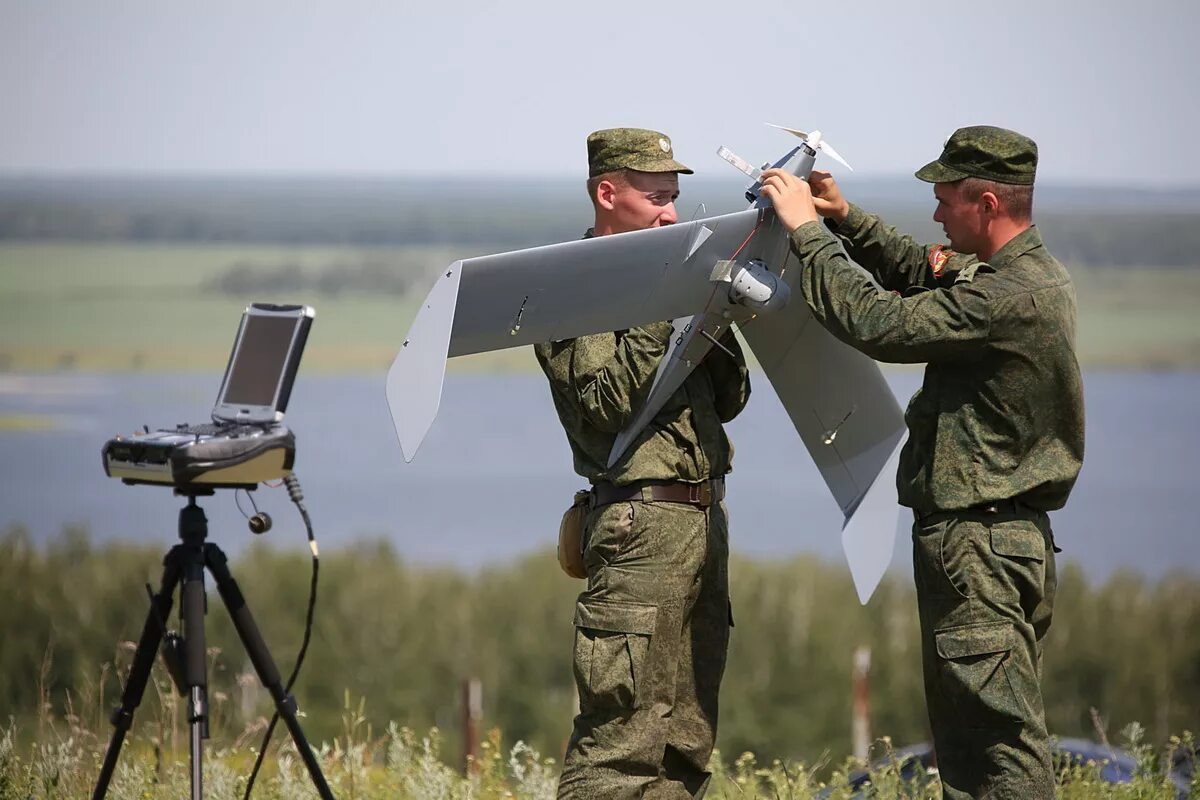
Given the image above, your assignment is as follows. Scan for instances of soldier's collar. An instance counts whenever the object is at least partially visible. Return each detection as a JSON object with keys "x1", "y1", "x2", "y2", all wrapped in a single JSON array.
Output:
[{"x1": 987, "y1": 225, "x2": 1043, "y2": 270}]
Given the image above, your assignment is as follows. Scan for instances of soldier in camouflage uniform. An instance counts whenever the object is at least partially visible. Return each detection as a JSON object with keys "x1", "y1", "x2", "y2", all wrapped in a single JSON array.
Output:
[
  {"x1": 760, "y1": 127, "x2": 1084, "y2": 800},
  {"x1": 535, "y1": 128, "x2": 751, "y2": 799}
]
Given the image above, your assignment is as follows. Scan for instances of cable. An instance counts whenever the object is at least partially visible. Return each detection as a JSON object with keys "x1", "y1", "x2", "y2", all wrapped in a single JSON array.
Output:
[
  {"x1": 235, "y1": 488, "x2": 250, "y2": 519},
  {"x1": 729, "y1": 210, "x2": 764, "y2": 261},
  {"x1": 243, "y1": 473, "x2": 319, "y2": 799}
]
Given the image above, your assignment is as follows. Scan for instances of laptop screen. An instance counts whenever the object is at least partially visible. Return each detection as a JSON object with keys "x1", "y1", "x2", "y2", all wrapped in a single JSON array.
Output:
[
  {"x1": 214, "y1": 304, "x2": 313, "y2": 424},
  {"x1": 222, "y1": 315, "x2": 300, "y2": 407}
]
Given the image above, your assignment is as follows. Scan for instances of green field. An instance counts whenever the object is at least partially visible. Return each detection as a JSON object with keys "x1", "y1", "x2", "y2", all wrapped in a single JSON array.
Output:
[
  {"x1": 0, "y1": 242, "x2": 1197, "y2": 372},
  {"x1": 1072, "y1": 265, "x2": 1200, "y2": 368},
  {"x1": 0, "y1": 242, "x2": 541, "y2": 373}
]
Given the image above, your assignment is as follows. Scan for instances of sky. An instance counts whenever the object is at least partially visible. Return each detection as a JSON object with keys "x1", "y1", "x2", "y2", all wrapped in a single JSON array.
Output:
[{"x1": 2, "y1": 0, "x2": 1197, "y2": 185}]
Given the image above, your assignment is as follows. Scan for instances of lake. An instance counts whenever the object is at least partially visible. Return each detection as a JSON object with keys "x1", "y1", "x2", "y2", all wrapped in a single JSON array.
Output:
[{"x1": 1, "y1": 369, "x2": 1196, "y2": 583}]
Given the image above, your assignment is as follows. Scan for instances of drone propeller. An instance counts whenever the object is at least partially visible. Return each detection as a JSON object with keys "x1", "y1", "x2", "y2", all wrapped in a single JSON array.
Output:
[{"x1": 765, "y1": 123, "x2": 854, "y2": 171}]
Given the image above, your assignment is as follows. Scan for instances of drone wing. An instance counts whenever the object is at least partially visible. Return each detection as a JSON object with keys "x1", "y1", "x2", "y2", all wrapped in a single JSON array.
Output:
[
  {"x1": 386, "y1": 209, "x2": 761, "y2": 461},
  {"x1": 739, "y1": 290, "x2": 906, "y2": 603}
]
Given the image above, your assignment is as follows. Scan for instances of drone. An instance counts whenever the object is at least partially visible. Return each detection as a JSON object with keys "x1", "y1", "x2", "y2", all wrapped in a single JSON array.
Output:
[{"x1": 387, "y1": 125, "x2": 905, "y2": 604}]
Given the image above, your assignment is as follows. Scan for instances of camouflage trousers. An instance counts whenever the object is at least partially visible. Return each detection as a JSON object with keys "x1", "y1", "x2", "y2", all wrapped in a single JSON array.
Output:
[
  {"x1": 557, "y1": 498, "x2": 730, "y2": 800},
  {"x1": 912, "y1": 507, "x2": 1058, "y2": 800}
]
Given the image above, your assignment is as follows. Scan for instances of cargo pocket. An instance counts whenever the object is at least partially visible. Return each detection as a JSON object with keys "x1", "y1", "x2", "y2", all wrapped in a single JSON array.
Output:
[
  {"x1": 934, "y1": 621, "x2": 1022, "y2": 725},
  {"x1": 990, "y1": 525, "x2": 1045, "y2": 562},
  {"x1": 573, "y1": 597, "x2": 656, "y2": 712},
  {"x1": 990, "y1": 522, "x2": 1047, "y2": 617}
]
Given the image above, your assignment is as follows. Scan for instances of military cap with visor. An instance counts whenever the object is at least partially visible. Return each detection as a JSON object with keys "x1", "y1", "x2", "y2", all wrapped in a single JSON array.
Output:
[
  {"x1": 915, "y1": 125, "x2": 1038, "y2": 185},
  {"x1": 587, "y1": 128, "x2": 693, "y2": 178}
]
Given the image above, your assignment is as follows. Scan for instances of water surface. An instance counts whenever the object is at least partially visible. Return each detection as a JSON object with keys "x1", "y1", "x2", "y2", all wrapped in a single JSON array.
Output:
[{"x1": 1, "y1": 370, "x2": 1195, "y2": 582}]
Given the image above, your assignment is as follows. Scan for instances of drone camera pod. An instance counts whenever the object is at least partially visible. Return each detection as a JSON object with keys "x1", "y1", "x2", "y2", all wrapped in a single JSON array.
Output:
[{"x1": 729, "y1": 259, "x2": 791, "y2": 312}]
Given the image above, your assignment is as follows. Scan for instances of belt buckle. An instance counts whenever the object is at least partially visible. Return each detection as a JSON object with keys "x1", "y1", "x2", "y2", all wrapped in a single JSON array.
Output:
[{"x1": 694, "y1": 481, "x2": 712, "y2": 506}]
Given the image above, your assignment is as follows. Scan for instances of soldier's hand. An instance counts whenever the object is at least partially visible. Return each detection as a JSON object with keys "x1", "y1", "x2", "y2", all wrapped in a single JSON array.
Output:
[
  {"x1": 760, "y1": 169, "x2": 819, "y2": 232},
  {"x1": 808, "y1": 171, "x2": 850, "y2": 224}
]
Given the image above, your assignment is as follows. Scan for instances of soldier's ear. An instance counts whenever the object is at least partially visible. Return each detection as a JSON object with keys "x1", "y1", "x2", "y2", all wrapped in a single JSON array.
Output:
[
  {"x1": 595, "y1": 179, "x2": 619, "y2": 211},
  {"x1": 979, "y1": 191, "x2": 1000, "y2": 216}
]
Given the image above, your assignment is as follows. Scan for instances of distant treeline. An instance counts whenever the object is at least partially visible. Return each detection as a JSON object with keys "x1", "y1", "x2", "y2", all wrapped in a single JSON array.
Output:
[
  {"x1": 2, "y1": 526, "x2": 1196, "y2": 764},
  {"x1": 204, "y1": 257, "x2": 420, "y2": 296},
  {"x1": 1, "y1": 176, "x2": 1198, "y2": 267}
]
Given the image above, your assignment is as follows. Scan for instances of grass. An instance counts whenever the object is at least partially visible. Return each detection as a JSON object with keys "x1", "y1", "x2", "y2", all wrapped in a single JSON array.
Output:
[
  {"x1": 2, "y1": 556, "x2": 1190, "y2": 800},
  {"x1": 2, "y1": 641, "x2": 1195, "y2": 800},
  {"x1": 0, "y1": 242, "x2": 1197, "y2": 373},
  {"x1": 2, "y1": 702, "x2": 1194, "y2": 799}
]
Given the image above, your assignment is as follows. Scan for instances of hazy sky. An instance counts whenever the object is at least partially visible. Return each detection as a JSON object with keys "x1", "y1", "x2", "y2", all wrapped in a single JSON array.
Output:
[{"x1": 2, "y1": 0, "x2": 1197, "y2": 184}]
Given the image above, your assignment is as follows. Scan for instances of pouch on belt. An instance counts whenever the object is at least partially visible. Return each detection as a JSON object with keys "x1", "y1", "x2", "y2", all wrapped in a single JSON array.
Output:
[{"x1": 557, "y1": 489, "x2": 591, "y2": 579}]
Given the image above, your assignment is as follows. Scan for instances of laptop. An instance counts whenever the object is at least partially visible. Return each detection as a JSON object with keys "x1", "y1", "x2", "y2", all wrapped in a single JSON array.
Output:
[
  {"x1": 208, "y1": 303, "x2": 315, "y2": 428},
  {"x1": 102, "y1": 303, "x2": 315, "y2": 487}
]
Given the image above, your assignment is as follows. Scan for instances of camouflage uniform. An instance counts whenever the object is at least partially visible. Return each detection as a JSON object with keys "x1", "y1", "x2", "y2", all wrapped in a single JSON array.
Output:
[
  {"x1": 537, "y1": 128, "x2": 751, "y2": 800},
  {"x1": 787, "y1": 127, "x2": 1084, "y2": 799}
]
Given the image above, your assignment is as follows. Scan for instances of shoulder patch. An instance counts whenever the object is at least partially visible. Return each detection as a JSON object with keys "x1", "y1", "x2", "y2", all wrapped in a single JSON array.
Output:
[{"x1": 928, "y1": 244, "x2": 954, "y2": 277}]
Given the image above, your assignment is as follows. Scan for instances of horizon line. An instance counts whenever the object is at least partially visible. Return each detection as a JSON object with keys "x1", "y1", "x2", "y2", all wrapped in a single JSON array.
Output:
[{"x1": 1, "y1": 169, "x2": 1199, "y2": 193}]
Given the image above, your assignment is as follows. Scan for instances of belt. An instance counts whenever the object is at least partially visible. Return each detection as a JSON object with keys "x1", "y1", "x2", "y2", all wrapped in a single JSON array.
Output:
[
  {"x1": 914, "y1": 497, "x2": 1036, "y2": 522},
  {"x1": 592, "y1": 478, "x2": 725, "y2": 509}
]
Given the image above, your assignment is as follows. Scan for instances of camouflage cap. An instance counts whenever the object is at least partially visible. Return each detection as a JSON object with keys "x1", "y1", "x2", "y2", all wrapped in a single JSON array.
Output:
[
  {"x1": 587, "y1": 128, "x2": 693, "y2": 178},
  {"x1": 915, "y1": 125, "x2": 1038, "y2": 185}
]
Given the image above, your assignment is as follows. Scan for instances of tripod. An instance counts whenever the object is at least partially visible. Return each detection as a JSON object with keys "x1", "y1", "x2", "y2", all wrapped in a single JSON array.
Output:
[{"x1": 93, "y1": 492, "x2": 334, "y2": 800}]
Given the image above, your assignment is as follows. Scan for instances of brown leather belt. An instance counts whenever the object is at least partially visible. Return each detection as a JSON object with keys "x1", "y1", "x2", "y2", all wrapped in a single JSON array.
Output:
[{"x1": 592, "y1": 478, "x2": 725, "y2": 509}]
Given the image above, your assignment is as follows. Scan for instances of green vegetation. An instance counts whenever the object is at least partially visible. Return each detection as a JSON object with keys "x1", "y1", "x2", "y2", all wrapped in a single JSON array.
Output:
[
  {"x1": 2, "y1": 527, "x2": 1197, "y2": 774},
  {"x1": 1, "y1": 241, "x2": 1197, "y2": 373},
  {"x1": 2, "y1": 714, "x2": 1194, "y2": 798}
]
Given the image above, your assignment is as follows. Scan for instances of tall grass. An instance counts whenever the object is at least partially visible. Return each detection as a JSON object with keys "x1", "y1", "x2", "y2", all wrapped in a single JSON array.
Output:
[
  {"x1": 2, "y1": 706, "x2": 1194, "y2": 799},
  {"x1": 2, "y1": 526, "x2": 1198, "y2": 793}
]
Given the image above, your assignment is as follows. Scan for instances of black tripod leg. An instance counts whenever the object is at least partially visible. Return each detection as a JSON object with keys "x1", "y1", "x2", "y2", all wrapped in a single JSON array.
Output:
[
  {"x1": 93, "y1": 555, "x2": 182, "y2": 800},
  {"x1": 181, "y1": 547, "x2": 209, "y2": 800},
  {"x1": 205, "y1": 544, "x2": 335, "y2": 800}
]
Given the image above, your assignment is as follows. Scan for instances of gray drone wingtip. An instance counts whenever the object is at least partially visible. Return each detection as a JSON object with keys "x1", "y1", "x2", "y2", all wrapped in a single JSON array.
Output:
[
  {"x1": 840, "y1": 434, "x2": 906, "y2": 604},
  {"x1": 386, "y1": 262, "x2": 463, "y2": 462}
]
